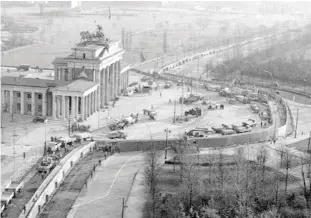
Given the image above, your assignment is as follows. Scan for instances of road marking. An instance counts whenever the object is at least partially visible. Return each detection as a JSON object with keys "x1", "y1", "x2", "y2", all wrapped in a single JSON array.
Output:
[{"x1": 71, "y1": 153, "x2": 143, "y2": 208}]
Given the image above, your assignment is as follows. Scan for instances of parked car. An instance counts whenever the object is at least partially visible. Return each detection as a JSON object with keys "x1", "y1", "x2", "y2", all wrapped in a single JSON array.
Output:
[
  {"x1": 107, "y1": 130, "x2": 127, "y2": 139},
  {"x1": 185, "y1": 128, "x2": 214, "y2": 137},
  {"x1": 233, "y1": 126, "x2": 252, "y2": 133},
  {"x1": 212, "y1": 126, "x2": 225, "y2": 133},
  {"x1": 220, "y1": 129, "x2": 236, "y2": 135},
  {"x1": 33, "y1": 116, "x2": 47, "y2": 123},
  {"x1": 16, "y1": 65, "x2": 30, "y2": 71},
  {"x1": 123, "y1": 117, "x2": 136, "y2": 125}
]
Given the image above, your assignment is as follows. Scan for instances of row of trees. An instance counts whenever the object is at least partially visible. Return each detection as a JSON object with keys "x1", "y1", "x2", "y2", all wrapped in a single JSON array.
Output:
[
  {"x1": 143, "y1": 141, "x2": 311, "y2": 218},
  {"x1": 212, "y1": 26, "x2": 311, "y2": 88}
]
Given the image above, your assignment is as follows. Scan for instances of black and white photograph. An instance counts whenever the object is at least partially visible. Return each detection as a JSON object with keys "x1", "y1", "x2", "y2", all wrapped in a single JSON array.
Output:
[{"x1": 1, "y1": 1, "x2": 311, "y2": 217}]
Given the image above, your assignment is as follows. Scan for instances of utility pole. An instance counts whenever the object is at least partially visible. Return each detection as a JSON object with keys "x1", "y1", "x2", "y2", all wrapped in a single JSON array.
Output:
[
  {"x1": 196, "y1": 56, "x2": 200, "y2": 94},
  {"x1": 295, "y1": 108, "x2": 299, "y2": 138},
  {"x1": 308, "y1": 131, "x2": 311, "y2": 153},
  {"x1": 68, "y1": 113, "x2": 71, "y2": 137},
  {"x1": 121, "y1": 198, "x2": 125, "y2": 218},
  {"x1": 13, "y1": 143, "x2": 16, "y2": 178},
  {"x1": 164, "y1": 128, "x2": 171, "y2": 160},
  {"x1": 173, "y1": 100, "x2": 176, "y2": 123},
  {"x1": 98, "y1": 110, "x2": 100, "y2": 129}
]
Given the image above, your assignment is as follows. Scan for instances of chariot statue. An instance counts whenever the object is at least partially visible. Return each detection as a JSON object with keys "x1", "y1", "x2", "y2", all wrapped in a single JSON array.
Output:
[{"x1": 79, "y1": 25, "x2": 109, "y2": 51}]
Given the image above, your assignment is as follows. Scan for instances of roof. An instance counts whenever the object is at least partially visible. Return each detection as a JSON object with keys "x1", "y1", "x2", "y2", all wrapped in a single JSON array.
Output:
[
  {"x1": 1, "y1": 76, "x2": 69, "y2": 88},
  {"x1": 53, "y1": 79, "x2": 98, "y2": 93}
]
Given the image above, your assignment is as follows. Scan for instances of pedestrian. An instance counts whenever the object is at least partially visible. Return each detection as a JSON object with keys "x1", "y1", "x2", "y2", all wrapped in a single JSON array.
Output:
[
  {"x1": 85, "y1": 180, "x2": 88, "y2": 188},
  {"x1": 93, "y1": 164, "x2": 96, "y2": 172},
  {"x1": 90, "y1": 170, "x2": 93, "y2": 178},
  {"x1": 41, "y1": 174, "x2": 44, "y2": 180},
  {"x1": 99, "y1": 159, "x2": 101, "y2": 166},
  {"x1": 23, "y1": 205, "x2": 26, "y2": 214},
  {"x1": 104, "y1": 151, "x2": 107, "y2": 159},
  {"x1": 160, "y1": 92, "x2": 162, "y2": 97},
  {"x1": 260, "y1": 122, "x2": 262, "y2": 127},
  {"x1": 51, "y1": 136, "x2": 54, "y2": 142}
]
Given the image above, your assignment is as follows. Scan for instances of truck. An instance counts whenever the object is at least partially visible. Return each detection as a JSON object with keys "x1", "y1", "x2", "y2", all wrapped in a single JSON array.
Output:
[
  {"x1": 47, "y1": 141, "x2": 62, "y2": 153},
  {"x1": 37, "y1": 156, "x2": 56, "y2": 174},
  {"x1": 4, "y1": 181, "x2": 24, "y2": 196},
  {"x1": 1, "y1": 191, "x2": 14, "y2": 210},
  {"x1": 72, "y1": 132, "x2": 92, "y2": 142}
]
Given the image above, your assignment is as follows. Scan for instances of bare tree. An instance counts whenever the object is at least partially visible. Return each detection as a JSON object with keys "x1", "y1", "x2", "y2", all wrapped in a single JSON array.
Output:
[
  {"x1": 257, "y1": 146, "x2": 269, "y2": 182},
  {"x1": 144, "y1": 145, "x2": 160, "y2": 218},
  {"x1": 282, "y1": 150, "x2": 293, "y2": 195}
]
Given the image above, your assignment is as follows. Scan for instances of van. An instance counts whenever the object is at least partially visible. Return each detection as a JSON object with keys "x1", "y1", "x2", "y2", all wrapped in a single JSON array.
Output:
[{"x1": 107, "y1": 130, "x2": 127, "y2": 139}]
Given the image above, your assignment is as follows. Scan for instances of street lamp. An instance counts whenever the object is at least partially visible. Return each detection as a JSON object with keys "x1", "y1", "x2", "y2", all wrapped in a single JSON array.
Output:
[
  {"x1": 164, "y1": 128, "x2": 171, "y2": 159},
  {"x1": 303, "y1": 79, "x2": 307, "y2": 104},
  {"x1": 264, "y1": 70, "x2": 274, "y2": 94}
]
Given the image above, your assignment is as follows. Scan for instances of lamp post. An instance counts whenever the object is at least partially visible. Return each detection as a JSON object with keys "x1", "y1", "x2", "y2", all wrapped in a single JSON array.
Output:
[
  {"x1": 264, "y1": 70, "x2": 274, "y2": 94},
  {"x1": 164, "y1": 128, "x2": 171, "y2": 159},
  {"x1": 303, "y1": 79, "x2": 307, "y2": 104}
]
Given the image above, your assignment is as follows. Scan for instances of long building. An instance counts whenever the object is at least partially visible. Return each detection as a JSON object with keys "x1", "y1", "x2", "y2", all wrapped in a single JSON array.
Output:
[{"x1": 1, "y1": 31, "x2": 130, "y2": 121}]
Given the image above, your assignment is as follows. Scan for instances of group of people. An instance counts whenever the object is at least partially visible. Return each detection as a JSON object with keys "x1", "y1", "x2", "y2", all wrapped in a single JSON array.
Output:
[{"x1": 100, "y1": 143, "x2": 121, "y2": 159}]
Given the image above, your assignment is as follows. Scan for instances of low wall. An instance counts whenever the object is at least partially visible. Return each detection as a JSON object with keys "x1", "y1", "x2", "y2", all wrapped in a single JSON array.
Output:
[{"x1": 20, "y1": 142, "x2": 96, "y2": 218}]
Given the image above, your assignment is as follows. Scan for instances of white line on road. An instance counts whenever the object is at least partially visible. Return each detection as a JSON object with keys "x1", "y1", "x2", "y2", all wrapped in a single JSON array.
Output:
[{"x1": 71, "y1": 153, "x2": 143, "y2": 208}]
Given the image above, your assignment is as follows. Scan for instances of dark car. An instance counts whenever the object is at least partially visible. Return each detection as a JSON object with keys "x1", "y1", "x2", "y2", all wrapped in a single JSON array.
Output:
[
  {"x1": 33, "y1": 116, "x2": 47, "y2": 123},
  {"x1": 17, "y1": 65, "x2": 30, "y2": 71}
]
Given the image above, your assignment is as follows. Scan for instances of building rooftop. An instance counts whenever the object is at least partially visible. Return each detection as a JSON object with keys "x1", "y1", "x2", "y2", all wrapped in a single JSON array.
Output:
[
  {"x1": 53, "y1": 79, "x2": 98, "y2": 93},
  {"x1": 1, "y1": 76, "x2": 69, "y2": 88}
]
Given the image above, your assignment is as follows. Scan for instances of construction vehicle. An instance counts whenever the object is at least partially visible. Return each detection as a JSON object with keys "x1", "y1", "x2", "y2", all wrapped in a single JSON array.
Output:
[{"x1": 37, "y1": 156, "x2": 56, "y2": 174}]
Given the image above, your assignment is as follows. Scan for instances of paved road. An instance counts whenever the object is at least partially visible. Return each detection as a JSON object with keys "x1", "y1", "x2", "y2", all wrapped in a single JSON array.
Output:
[{"x1": 67, "y1": 152, "x2": 146, "y2": 218}]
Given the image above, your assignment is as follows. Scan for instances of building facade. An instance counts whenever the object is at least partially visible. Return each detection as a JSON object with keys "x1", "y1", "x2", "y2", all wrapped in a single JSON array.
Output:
[{"x1": 1, "y1": 35, "x2": 130, "y2": 121}]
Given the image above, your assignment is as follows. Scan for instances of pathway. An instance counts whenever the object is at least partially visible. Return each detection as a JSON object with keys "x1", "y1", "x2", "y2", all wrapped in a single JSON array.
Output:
[{"x1": 67, "y1": 152, "x2": 146, "y2": 218}]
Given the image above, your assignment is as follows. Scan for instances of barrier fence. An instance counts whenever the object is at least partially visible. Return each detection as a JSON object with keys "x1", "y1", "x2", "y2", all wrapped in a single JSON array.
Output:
[{"x1": 19, "y1": 142, "x2": 96, "y2": 218}]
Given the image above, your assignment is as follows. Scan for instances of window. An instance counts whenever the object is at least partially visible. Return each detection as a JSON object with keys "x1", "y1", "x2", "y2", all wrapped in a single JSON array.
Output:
[
  {"x1": 28, "y1": 104, "x2": 32, "y2": 111},
  {"x1": 38, "y1": 94, "x2": 42, "y2": 99},
  {"x1": 38, "y1": 105, "x2": 42, "y2": 112},
  {"x1": 83, "y1": 53, "x2": 86, "y2": 59},
  {"x1": 27, "y1": 94, "x2": 31, "y2": 99},
  {"x1": 17, "y1": 92, "x2": 21, "y2": 98},
  {"x1": 17, "y1": 103, "x2": 21, "y2": 110}
]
